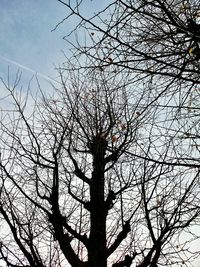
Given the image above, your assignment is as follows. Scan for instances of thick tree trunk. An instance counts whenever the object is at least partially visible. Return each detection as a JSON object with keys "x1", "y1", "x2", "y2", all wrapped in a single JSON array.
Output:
[{"x1": 88, "y1": 135, "x2": 108, "y2": 267}]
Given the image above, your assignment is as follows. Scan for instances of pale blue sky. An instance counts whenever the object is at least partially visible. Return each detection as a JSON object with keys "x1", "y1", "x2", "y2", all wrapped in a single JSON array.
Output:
[
  {"x1": 0, "y1": 0, "x2": 108, "y2": 87},
  {"x1": 1, "y1": 1, "x2": 199, "y2": 266},
  {"x1": 0, "y1": 1, "x2": 68, "y2": 82}
]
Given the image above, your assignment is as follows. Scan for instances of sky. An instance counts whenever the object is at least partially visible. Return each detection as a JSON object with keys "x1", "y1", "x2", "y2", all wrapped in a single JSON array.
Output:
[
  {"x1": 0, "y1": 0, "x2": 67, "y2": 85},
  {"x1": 0, "y1": 0, "x2": 108, "y2": 89},
  {"x1": 0, "y1": 1, "x2": 199, "y2": 267}
]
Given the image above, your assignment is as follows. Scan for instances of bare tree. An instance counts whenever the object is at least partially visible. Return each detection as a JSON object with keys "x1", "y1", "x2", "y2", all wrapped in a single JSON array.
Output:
[
  {"x1": 0, "y1": 0, "x2": 200, "y2": 266},
  {"x1": 0, "y1": 63, "x2": 199, "y2": 267},
  {"x1": 57, "y1": 0, "x2": 200, "y2": 83},
  {"x1": 55, "y1": 0, "x2": 200, "y2": 165}
]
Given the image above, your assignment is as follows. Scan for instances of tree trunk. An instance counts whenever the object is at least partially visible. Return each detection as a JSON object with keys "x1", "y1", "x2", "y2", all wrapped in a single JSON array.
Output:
[{"x1": 88, "y1": 135, "x2": 107, "y2": 267}]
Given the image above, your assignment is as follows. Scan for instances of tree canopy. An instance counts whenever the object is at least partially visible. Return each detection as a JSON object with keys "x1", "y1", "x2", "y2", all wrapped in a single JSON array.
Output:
[{"x1": 0, "y1": 1, "x2": 200, "y2": 267}]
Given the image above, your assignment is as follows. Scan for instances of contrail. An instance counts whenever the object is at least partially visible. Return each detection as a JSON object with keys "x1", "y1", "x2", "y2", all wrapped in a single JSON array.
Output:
[{"x1": 0, "y1": 54, "x2": 61, "y2": 84}]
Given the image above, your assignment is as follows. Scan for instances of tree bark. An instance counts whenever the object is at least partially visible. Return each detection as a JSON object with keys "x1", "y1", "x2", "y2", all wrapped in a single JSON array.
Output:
[{"x1": 88, "y1": 135, "x2": 107, "y2": 267}]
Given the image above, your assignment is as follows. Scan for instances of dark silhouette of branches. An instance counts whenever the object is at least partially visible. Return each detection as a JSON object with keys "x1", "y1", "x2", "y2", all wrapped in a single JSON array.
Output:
[{"x1": 0, "y1": 1, "x2": 199, "y2": 267}]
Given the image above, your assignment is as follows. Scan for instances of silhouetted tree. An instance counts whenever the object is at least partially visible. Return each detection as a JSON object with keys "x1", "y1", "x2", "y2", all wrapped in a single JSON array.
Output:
[
  {"x1": 57, "y1": 0, "x2": 200, "y2": 84},
  {"x1": 0, "y1": 64, "x2": 199, "y2": 267},
  {"x1": 0, "y1": 0, "x2": 200, "y2": 266},
  {"x1": 56, "y1": 0, "x2": 200, "y2": 168}
]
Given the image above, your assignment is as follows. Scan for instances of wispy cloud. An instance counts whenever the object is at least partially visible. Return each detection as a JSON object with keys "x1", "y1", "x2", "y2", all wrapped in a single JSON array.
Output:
[{"x1": 0, "y1": 55, "x2": 60, "y2": 84}]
